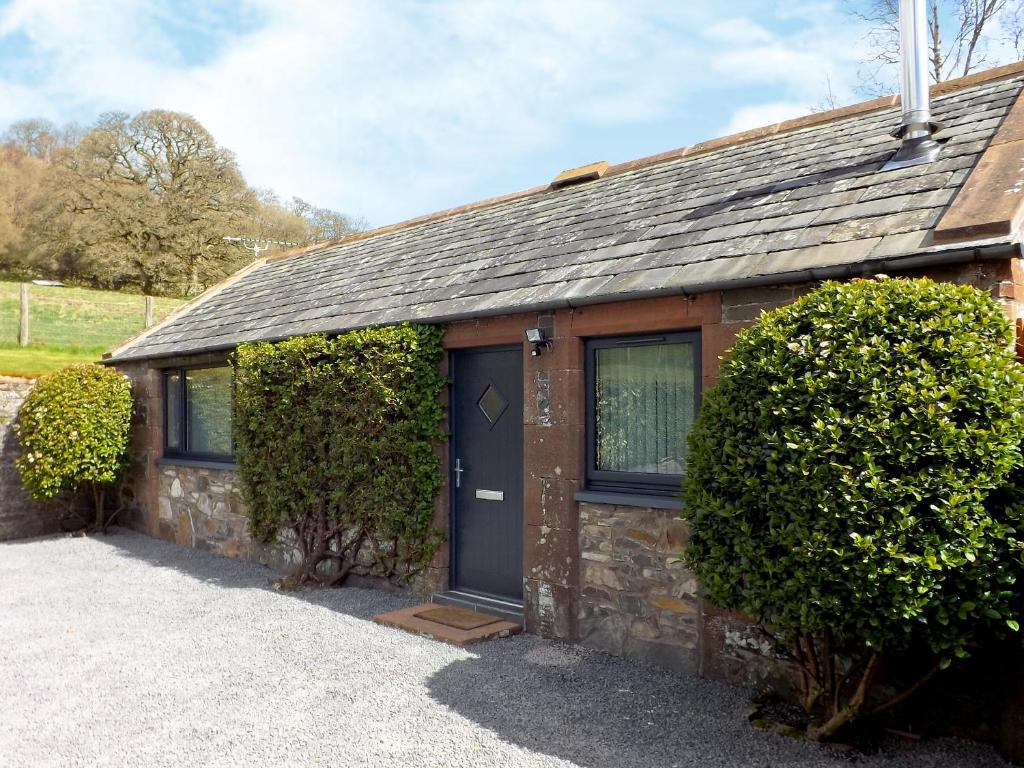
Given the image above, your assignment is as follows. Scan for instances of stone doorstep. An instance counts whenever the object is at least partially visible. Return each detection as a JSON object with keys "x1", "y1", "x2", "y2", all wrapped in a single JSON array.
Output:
[{"x1": 373, "y1": 603, "x2": 522, "y2": 647}]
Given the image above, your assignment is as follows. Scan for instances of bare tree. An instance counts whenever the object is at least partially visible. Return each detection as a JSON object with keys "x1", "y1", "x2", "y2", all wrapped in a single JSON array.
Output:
[
  {"x1": 1003, "y1": 2, "x2": 1024, "y2": 53},
  {"x1": 2, "y1": 119, "x2": 60, "y2": 160},
  {"x1": 812, "y1": 76, "x2": 842, "y2": 113},
  {"x1": 224, "y1": 192, "x2": 364, "y2": 264},
  {"x1": 846, "y1": 0, "x2": 1019, "y2": 94},
  {"x1": 288, "y1": 197, "x2": 364, "y2": 243},
  {"x1": 43, "y1": 110, "x2": 255, "y2": 295},
  {"x1": 241, "y1": 189, "x2": 316, "y2": 251},
  {"x1": 0, "y1": 146, "x2": 47, "y2": 269}
]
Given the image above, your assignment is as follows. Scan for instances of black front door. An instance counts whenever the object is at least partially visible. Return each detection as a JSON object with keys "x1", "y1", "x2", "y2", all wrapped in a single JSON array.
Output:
[{"x1": 451, "y1": 346, "x2": 524, "y2": 602}]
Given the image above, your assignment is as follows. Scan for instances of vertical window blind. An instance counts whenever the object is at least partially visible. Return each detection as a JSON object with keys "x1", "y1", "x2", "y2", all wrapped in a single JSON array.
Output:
[{"x1": 586, "y1": 332, "x2": 700, "y2": 494}]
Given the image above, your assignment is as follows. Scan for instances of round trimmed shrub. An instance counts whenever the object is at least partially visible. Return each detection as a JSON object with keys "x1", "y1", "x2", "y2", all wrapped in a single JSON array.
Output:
[
  {"x1": 683, "y1": 276, "x2": 1024, "y2": 739},
  {"x1": 16, "y1": 364, "x2": 133, "y2": 528}
]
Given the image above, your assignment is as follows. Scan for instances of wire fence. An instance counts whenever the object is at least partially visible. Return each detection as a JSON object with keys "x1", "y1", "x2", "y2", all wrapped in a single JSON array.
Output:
[{"x1": 0, "y1": 283, "x2": 184, "y2": 352}]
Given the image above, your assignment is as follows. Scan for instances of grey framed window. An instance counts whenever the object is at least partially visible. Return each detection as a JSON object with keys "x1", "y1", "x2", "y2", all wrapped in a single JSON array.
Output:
[
  {"x1": 585, "y1": 331, "x2": 701, "y2": 496},
  {"x1": 163, "y1": 365, "x2": 234, "y2": 462}
]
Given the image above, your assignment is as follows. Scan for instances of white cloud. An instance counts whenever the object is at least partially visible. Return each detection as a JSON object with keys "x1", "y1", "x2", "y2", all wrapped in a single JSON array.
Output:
[
  {"x1": 703, "y1": 17, "x2": 776, "y2": 44},
  {"x1": 708, "y1": 2, "x2": 878, "y2": 139},
  {"x1": 0, "y1": 0, "x2": 877, "y2": 225},
  {"x1": 707, "y1": 6, "x2": 870, "y2": 100},
  {"x1": 724, "y1": 101, "x2": 813, "y2": 134}
]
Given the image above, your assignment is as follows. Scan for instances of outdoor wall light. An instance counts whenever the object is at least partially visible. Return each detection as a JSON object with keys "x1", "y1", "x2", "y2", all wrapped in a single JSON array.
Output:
[{"x1": 525, "y1": 327, "x2": 551, "y2": 356}]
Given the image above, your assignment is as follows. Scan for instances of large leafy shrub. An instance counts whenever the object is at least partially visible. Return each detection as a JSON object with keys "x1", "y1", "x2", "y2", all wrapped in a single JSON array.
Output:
[
  {"x1": 16, "y1": 363, "x2": 133, "y2": 529},
  {"x1": 683, "y1": 277, "x2": 1024, "y2": 740},
  {"x1": 233, "y1": 324, "x2": 446, "y2": 586}
]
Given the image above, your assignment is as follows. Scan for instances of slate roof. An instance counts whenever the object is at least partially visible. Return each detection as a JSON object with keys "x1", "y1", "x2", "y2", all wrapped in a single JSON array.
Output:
[{"x1": 109, "y1": 72, "x2": 1024, "y2": 363}]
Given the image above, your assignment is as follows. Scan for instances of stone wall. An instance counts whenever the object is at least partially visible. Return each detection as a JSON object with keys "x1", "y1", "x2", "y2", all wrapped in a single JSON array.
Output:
[
  {"x1": 158, "y1": 463, "x2": 248, "y2": 556},
  {"x1": 153, "y1": 460, "x2": 437, "y2": 584},
  {"x1": 157, "y1": 462, "x2": 318, "y2": 574},
  {"x1": 578, "y1": 501, "x2": 699, "y2": 672},
  {"x1": 698, "y1": 603, "x2": 797, "y2": 697},
  {"x1": 0, "y1": 377, "x2": 60, "y2": 541}
]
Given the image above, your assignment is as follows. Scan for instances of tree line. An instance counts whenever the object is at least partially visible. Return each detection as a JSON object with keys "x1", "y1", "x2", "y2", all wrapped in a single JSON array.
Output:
[{"x1": 0, "y1": 111, "x2": 362, "y2": 297}]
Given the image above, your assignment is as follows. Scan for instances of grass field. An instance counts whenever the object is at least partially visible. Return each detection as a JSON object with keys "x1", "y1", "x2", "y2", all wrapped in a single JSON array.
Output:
[{"x1": 0, "y1": 282, "x2": 185, "y2": 377}]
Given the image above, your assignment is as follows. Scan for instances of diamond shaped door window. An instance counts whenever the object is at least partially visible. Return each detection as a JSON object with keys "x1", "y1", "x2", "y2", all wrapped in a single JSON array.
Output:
[{"x1": 477, "y1": 383, "x2": 508, "y2": 425}]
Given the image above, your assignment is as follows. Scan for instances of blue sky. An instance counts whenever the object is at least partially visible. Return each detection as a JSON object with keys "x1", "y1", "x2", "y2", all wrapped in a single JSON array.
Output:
[{"x1": 0, "y1": 0, "x2": 975, "y2": 226}]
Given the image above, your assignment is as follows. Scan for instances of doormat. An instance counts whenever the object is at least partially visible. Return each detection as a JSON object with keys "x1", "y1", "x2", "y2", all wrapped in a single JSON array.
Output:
[
  {"x1": 417, "y1": 605, "x2": 500, "y2": 630},
  {"x1": 373, "y1": 603, "x2": 521, "y2": 647}
]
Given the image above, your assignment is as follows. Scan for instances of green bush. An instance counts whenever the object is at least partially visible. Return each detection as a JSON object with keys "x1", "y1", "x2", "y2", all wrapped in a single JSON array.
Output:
[
  {"x1": 15, "y1": 363, "x2": 133, "y2": 528},
  {"x1": 683, "y1": 277, "x2": 1024, "y2": 740},
  {"x1": 233, "y1": 324, "x2": 446, "y2": 586}
]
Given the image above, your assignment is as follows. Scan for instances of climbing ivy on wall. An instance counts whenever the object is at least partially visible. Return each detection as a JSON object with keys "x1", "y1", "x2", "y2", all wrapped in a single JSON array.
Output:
[{"x1": 232, "y1": 324, "x2": 446, "y2": 586}]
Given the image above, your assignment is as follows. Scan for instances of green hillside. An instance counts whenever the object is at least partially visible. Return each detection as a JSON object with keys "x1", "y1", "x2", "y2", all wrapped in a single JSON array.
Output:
[{"x1": 0, "y1": 282, "x2": 185, "y2": 377}]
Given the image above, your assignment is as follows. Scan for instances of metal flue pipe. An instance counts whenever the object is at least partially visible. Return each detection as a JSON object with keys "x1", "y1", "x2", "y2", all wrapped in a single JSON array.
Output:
[
  {"x1": 883, "y1": 0, "x2": 942, "y2": 169},
  {"x1": 899, "y1": 0, "x2": 933, "y2": 137}
]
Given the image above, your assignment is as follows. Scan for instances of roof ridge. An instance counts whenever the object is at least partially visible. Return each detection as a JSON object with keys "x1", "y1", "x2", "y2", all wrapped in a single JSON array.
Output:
[{"x1": 267, "y1": 59, "x2": 1024, "y2": 265}]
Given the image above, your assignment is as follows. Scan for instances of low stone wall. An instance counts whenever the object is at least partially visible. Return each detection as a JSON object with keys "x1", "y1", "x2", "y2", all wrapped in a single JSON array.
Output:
[
  {"x1": 153, "y1": 460, "x2": 442, "y2": 589},
  {"x1": 577, "y1": 501, "x2": 699, "y2": 672},
  {"x1": 158, "y1": 463, "x2": 249, "y2": 556},
  {"x1": 0, "y1": 377, "x2": 60, "y2": 541},
  {"x1": 156, "y1": 462, "x2": 313, "y2": 574},
  {"x1": 698, "y1": 602, "x2": 796, "y2": 696}
]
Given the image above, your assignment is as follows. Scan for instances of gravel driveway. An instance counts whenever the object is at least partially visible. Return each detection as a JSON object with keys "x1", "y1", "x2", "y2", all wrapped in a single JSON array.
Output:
[{"x1": 0, "y1": 530, "x2": 1010, "y2": 767}]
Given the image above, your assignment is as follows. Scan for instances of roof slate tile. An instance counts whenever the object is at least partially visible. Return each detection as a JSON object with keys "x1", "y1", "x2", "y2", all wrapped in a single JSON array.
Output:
[{"x1": 109, "y1": 74, "x2": 1024, "y2": 362}]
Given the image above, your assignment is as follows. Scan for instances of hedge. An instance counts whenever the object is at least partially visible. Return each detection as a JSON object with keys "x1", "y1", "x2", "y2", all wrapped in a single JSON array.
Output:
[{"x1": 232, "y1": 324, "x2": 446, "y2": 585}]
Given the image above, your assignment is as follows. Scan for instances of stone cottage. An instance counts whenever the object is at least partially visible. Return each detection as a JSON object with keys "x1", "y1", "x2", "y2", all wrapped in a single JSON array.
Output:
[{"x1": 105, "y1": 58, "x2": 1024, "y2": 680}]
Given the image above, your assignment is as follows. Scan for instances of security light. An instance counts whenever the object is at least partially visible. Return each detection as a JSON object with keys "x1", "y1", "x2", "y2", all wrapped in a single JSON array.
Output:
[{"x1": 525, "y1": 327, "x2": 551, "y2": 356}]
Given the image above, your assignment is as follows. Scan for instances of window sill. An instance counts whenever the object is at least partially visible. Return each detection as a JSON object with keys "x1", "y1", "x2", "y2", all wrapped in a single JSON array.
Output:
[
  {"x1": 157, "y1": 456, "x2": 238, "y2": 471},
  {"x1": 574, "y1": 490, "x2": 683, "y2": 511}
]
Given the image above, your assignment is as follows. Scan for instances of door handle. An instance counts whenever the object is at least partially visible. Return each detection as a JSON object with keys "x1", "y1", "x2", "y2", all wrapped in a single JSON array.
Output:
[{"x1": 454, "y1": 458, "x2": 463, "y2": 488}]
